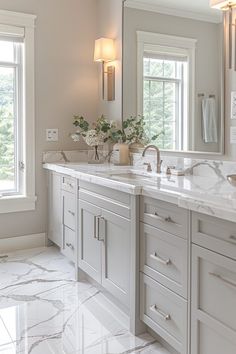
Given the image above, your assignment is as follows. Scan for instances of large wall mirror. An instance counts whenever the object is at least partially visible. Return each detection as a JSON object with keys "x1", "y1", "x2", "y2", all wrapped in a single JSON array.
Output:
[{"x1": 122, "y1": 0, "x2": 224, "y2": 154}]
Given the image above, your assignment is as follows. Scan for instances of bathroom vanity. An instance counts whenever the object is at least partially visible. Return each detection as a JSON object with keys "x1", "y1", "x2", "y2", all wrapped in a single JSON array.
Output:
[{"x1": 44, "y1": 162, "x2": 236, "y2": 354}]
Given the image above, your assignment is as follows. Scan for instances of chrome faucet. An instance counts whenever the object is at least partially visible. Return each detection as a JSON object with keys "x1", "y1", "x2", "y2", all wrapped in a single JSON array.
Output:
[{"x1": 142, "y1": 145, "x2": 162, "y2": 174}]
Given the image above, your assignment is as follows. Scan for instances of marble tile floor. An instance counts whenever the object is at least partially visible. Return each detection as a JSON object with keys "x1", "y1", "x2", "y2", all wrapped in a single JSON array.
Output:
[{"x1": 0, "y1": 246, "x2": 170, "y2": 354}]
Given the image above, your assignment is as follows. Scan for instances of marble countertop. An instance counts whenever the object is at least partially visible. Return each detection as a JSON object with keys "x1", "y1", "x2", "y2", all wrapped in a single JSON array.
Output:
[{"x1": 43, "y1": 162, "x2": 236, "y2": 223}]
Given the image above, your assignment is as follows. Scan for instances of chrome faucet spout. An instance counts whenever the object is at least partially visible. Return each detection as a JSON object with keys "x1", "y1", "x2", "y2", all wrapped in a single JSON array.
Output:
[{"x1": 142, "y1": 145, "x2": 162, "y2": 174}]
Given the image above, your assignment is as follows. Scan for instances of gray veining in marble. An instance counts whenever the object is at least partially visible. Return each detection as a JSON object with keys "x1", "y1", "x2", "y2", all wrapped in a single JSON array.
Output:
[{"x1": 0, "y1": 246, "x2": 170, "y2": 354}]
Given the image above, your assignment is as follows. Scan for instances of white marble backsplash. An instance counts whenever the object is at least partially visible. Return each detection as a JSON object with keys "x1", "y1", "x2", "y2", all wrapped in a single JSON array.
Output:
[{"x1": 43, "y1": 149, "x2": 236, "y2": 180}]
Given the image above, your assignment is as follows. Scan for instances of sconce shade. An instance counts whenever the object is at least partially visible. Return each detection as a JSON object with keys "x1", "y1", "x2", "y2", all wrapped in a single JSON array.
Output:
[
  {"x1": 210, "y1": 0, "x2": 236, "y2": 9},
  {"x1": 94, "y1": 38, "x2": 115, "y2": 62}
]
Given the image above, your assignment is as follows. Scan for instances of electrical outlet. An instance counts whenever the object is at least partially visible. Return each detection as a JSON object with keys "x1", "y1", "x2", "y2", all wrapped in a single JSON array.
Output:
[
  {"x1": 46, "y1": 129, "x2": 58, "y2": 142},
  {"x1": 231, "y1": 92, "x2": 236, "y2": 119},
  {"x1": 230, "y1": 127, "x2": 236, "y2": 144}
]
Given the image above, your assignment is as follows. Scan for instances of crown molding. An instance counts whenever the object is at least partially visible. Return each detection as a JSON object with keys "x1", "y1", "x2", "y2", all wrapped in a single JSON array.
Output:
[
  {"x1": 124, "y1": 0, "x2": 222, "y2": 24},
  {"x1": 0, "y1": 9, "x2": 36, "y2": 28}
]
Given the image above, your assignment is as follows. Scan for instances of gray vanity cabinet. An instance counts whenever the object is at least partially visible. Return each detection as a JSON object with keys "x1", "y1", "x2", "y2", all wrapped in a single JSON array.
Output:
[
  {"x1": 48, "y1": 172, "x2": 62, "y2": 247},
  {"x1": 78, "y1": 181, "x2": 131, "y2": 308}
]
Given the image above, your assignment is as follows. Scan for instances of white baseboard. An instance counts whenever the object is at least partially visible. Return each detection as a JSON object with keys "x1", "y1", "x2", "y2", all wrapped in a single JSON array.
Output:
[{"x1": 0, "y1": 233, "x2": 46, "y2": 254}]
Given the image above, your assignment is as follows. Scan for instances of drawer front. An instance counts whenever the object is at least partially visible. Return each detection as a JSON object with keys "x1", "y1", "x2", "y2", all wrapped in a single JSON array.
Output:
[
  {"x1": 192, "y1": 212, "x2": 236, "y2": 260},
  {"x1": 140, "y1": 223, "x2": 188, "y2": 298},
  {"x1": 140, "y1": 273, "x2": 187, "y2": 354},
  {"x1": 79, "y1": 188, "x2": 130, "y2": 219},
  {"x1": 140, "y1": 197, "x2": 188, "y2": 239},
  {"x1": 63, "y1": 190, "x2": 76, "y2": 231},
  {"x1": 62, "y1": 226, "x2": 75, "y2": 262},
  {"x1": 192, "y1": 245, "x2": 236, "y2": 332},
  {"x1": 61, "y1": 176, "x2": 76, "y2": 194}
]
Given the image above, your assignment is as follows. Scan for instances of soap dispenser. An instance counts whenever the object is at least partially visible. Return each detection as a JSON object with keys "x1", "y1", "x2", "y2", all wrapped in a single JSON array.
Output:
[{"x1": 113, "y1": 142, "x2": 130, "y2": 165}]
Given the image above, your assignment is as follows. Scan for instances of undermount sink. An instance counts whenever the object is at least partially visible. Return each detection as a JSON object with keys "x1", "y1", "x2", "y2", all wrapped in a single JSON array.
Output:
[{"x1": 99, "y1": 170, "x2": 163, "y2": 182}]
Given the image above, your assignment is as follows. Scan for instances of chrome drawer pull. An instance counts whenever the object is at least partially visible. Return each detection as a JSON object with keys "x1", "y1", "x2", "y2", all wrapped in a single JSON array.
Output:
[
  {"x1": 63, "y1": 182, "x2": 74, "y2": 189},
  {"x1": 209, "y1": 272, "x2": 236, "y2": 289},
  {"x1": 150, "y1": 305, "x2": 171, "y2": 321},
  {"x1": 145, "y1": 212, "x2": 176, "y2": 224},
  {"x1": 229, "y1": 235, "x2": 236, "y2": 243},
  {"x1": 66, "y1": 243, "x2": 74, "y2": 250},
  {"x1": 150, "y1": 252, "x2": 171, "y2": 265},
  {"x1": 154, "y1": 212, "x2": 174, "y2": 223},
  {"x1": 68, "y1": 210, "x2": 75, "y2": 217}
]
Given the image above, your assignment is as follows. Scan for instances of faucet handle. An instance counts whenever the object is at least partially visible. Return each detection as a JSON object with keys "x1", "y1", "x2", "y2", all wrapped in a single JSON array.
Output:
[{"x1": 143, "y1": 162, "x2": 152, "y2": 172}]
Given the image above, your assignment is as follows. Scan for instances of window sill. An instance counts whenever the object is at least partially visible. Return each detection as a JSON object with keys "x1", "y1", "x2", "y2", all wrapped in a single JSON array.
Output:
[{"x1": 0, "y1": 195, "x2": 37, "y2": 214}]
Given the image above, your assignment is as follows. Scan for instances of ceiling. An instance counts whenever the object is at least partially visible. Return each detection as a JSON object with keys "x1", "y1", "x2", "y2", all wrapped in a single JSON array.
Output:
[{"x1": 125, "y1": 0, "x2": 222, "y2": 22}]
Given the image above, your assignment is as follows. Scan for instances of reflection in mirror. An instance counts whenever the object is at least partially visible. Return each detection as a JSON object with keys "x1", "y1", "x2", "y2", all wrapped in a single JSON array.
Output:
[{"x1": 123, "y1": 0, "x2": 224, "y2": 154}]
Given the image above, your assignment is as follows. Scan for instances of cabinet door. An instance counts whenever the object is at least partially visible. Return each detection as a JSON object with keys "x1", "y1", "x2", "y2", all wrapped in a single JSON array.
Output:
[
  {"x1": 101, "y1": 209, "x2": 130, "y2": 307},
  {"x1": 48, "y1": 172, "x2": 62, "y2": 247},
  {"x1": 78, "y1": 200, "x2": 102, "y2": 283},
  {"x1": 191, "y1": 245, "x2": 236, "y2": 354}
]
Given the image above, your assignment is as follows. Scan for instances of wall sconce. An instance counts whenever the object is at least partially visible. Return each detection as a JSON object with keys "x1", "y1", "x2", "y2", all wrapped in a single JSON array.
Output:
[
  {"x1": 94, "y1": 37, "x2": 116, "y2": 101},
  {"x1": 210, "y1": 0, "x2": 236, "y2": 70}
]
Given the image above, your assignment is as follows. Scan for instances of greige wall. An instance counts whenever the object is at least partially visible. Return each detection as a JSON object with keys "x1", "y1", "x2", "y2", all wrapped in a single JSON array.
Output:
[
  {"x1": 0, "y1": 0, "x2": 99, "y2": 238},
  {"x1": 97, "y1": 0, "x2": 123, "y2": 122},
  {"x1": 123, "y1": 7, "x2": 222, "y2": 153}
]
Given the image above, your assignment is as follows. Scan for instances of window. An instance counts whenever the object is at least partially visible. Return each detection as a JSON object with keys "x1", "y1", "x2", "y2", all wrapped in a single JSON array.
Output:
[
  {"x1": 137, "y1": 31, "x2": 196, "y2": 151},
  {"x1": 0, "y1": 10, "x2": 36, "y2": 213},
  {"x1": 0, "y1": 40, "x2": 23, "y2": 196},
  {"x1": 143, "y1": 55, "x2": 187, "y2": 150}
]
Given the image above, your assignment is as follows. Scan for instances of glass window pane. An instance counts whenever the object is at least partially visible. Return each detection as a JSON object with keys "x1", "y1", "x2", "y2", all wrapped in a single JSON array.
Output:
[
  {"x1": 0, "y1": 67, "x2": 16, "y2": 193},
  {"x1": 0, "y1": 41, "x2": 14, "y2": 62},
  {"x1": 144, "y1": 58, "x2": 164, "y2": 77}
]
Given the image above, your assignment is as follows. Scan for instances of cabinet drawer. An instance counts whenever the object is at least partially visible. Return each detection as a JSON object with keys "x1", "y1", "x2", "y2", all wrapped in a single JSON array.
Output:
[
  {"x1": 61, "y1": 176, "x2": 76, "y2": 194},
  {"x1": 192, "y1": 212, "x2": 236, "y2": 260},
  {"x1": 62, "y1": 226, "x2": 75, "y2": 262},
  {"x1": 140, "y1": 197, "x2": 188, "y2": 239},
  {"x1": 63, "y1": 190, "x2": 76, "y2": 231},
  {"x1": 79, "y1": 186, "x2": 130, "y2": 219},
  {"x1": 140, "y1": 223, "x2": 187, "y2": 298},
  {"x1": 192, "y1": 245, "x2": 236, "y2": 333},
  {"x1": 140, "y1": 273, "x2": 187, "y2": 354}
]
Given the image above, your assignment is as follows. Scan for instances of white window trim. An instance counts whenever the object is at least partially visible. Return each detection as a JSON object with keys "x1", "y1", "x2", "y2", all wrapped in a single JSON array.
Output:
[
  {"x1": 0, "y1": 10, "x2": 37, "y2": 213},
  {"x1": 137, "y1": 31, "x2": 197, "y2": 152}
]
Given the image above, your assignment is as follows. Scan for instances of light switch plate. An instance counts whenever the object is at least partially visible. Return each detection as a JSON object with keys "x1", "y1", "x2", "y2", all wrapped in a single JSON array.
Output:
[
  {"x1": 231, "y1": 91, "x2": 236, "y2": 119},
  {"x1": 46, "y1": 129, "x2": 58, "y2": 142},
  {"x1": 230, "y1": 127, "x2": 236, "y2": 144}
]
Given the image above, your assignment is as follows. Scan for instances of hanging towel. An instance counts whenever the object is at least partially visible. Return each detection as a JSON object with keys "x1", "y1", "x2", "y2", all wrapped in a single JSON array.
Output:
[{"x1": 202, "y1": 97, "x2": 218, "y2": 143}]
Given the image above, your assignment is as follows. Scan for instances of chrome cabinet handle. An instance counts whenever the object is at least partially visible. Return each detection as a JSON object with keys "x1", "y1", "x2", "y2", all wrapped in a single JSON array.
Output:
[
  {"x1": 68, "y1": 210, "x2": 75, "y2": 217},
  {"x1": 150, "y1": 252, "x2": 171, "y2": 265},
  {"x1": 94, "y1": 215, "x2": 105, "y2": 241},
  {"x1": 94, "y1": 216, "x2": 98, "y2": 239},
  {"x1": 145, "y1": 212, "x2": 176, "y2": 224},
  {"x1": 209, "y1": 272, "x2": 236, "y2": 289},
  {"x1": 150, "y1": 305, "x2": 171, "y2": 321},
  {"x1": 66, "y1": 243, "x2": 74, "y2": 250},
  {"x1": 97, "y1": 216, "x2": 105, "y2": 242}
]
